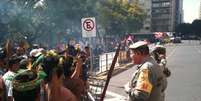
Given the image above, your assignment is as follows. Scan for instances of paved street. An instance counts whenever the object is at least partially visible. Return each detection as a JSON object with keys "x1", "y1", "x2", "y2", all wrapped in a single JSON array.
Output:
[
  {"x1": 166, "y1": 40, "x2": 201, "y2": 101},
  {"x1": 104, "y1": 40, "x2": 201, "y2": 101}
]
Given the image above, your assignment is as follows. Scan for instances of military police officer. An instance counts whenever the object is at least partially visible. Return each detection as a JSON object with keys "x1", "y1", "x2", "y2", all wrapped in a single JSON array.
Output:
[
  {"x1": 151, "y1": 44, "x2": 171, "y2": 77},
  {"x1": 124, "y1": 41, "x2": 166, "y2": 101}
]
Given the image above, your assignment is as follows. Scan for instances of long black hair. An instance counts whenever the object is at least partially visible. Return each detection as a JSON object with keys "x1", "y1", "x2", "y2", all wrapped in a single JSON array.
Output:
[{"x1": 42, "y1": 55, "x2": 64, "y2": 82}]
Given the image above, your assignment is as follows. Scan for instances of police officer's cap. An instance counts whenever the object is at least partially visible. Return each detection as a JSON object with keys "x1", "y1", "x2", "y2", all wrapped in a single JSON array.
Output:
[
  {"x1": 129, "y1": 41, "x2": 148, "y2": 49},
  {"x1": 152, "y1": 44, "x2": 166, "y2": 54}
]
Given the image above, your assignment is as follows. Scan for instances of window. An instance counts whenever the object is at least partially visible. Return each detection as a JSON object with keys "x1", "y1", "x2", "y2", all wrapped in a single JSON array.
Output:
[
  {"x1": 152, "y1": 1, "x2": 171, "y2": 8},
  {"x1": 161, "y1": 2, "x2": 170, "y2": 7}
]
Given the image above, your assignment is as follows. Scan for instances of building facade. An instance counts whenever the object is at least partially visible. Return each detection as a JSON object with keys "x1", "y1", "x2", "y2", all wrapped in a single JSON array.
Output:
[
  {"x1": 139, "y1": 0, "x2": 152, "y2": 33},
  {"x1": 200, "y1": 0, "x2": 201, "y2": 19},
  {"x1": 151, "y1": 0, "x2": 183, "y2": 32},
  {"x1": 128, "y1": 0, "x2": 183, "y2": 32},
  {"x1": 175, "y1": 0, "x2": 183, "y2": 26}
]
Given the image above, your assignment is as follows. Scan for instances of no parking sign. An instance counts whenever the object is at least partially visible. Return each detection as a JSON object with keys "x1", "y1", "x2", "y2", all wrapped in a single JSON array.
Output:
[{"x1": 81, "y1": 17, "x2": 96, "y2": 37}]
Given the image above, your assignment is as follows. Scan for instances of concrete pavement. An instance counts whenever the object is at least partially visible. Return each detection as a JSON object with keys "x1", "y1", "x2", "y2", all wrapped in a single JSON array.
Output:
[{"x1": 93, "y1": 43, "x2": 176, "y2": 80}]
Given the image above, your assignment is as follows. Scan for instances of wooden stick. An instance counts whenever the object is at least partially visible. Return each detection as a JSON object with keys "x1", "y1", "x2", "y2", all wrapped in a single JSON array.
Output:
[{"x1": 100, "y1": 43, "x2": 121, "y2": 101}]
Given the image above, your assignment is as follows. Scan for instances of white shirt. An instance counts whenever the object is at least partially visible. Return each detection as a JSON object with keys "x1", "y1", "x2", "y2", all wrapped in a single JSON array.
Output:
[{"x1": 3, "y1": 71, "x2": 16, "y2": 97}]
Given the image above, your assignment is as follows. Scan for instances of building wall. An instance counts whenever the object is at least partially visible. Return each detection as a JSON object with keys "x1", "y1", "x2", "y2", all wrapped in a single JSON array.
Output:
[
  {"x1": 151, "y1": 0, "x2": 182, "y2": 32},
  {"x1": 139, "y1": 0, "x2": 152, "y2": 33},
  {"x1": 179, "y1": 0, "x2": 184, "y2": 23},
  {"x1": 200, "y1": 0, "x2": 201, "y2": 19},
  {"x1": 151, "y1": 0, "x2": 172, "y2": 32},
  {"x1": 175, "y1": 0, "x2": 183, "y2": 26},
  {"x1": 128, "y1": 0, "x2": 183, "y2": 32}
]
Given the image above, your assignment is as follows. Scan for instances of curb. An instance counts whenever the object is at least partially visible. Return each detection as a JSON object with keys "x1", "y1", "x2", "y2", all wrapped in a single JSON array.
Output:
[{"x1": 112, "y1": 63, "x2": 133, "y2": 76}]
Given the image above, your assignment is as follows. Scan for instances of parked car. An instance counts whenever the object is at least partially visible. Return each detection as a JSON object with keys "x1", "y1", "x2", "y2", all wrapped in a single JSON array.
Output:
[{"x1": 170, "y1": 37, "x2": 181, "y2": 43}]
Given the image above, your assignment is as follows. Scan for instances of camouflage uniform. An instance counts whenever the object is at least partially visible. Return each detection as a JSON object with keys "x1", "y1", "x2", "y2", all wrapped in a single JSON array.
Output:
[
  {"x1": 150, "y1": 45, "x2": 170, "y2": 101},
  {"x1": 128, "y1": 56, "x2": 166, "y2": 101},
  {"x1": 159, "y1": 58, "x2": 170, "y2": 101}
]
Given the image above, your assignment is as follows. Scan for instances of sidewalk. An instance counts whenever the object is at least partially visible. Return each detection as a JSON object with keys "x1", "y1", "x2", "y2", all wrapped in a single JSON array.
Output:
[
  {"x1": 90, "y1": 43, "x2": 173, "y2": 80},
  {"x1": 91, "y1": 63, "x2": 134, "y2": 80}
]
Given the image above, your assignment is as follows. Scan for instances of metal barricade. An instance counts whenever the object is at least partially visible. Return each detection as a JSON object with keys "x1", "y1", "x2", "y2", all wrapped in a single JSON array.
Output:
[
  {"x1": 87, "y1": 77, "x2": 106, "y2": 101},
  {"x1": 93, "y1": 51, "x2": 130, "y2": 74}
]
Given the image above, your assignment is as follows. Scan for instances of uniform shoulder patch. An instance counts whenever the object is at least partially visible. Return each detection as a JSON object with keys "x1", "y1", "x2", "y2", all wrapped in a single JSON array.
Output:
[{"x1": 135, "y1": 69, "x2": 153, "y2": 94}]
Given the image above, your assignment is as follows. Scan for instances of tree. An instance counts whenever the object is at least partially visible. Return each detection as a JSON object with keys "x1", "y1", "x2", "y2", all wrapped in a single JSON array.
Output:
[
  {"x1": 191, "y1": 19, "x2": 201, "y2": 37},
  {"x1": 0, "y1": 0, "x2": 145, "y2": 44},
  {"x1": 0, "y1": 0, "x2": 99, "y2": 44},
  {"x1": 0, "y1": 0, "x2": 43, "y2": 43},
  {"x1": 97, "y1": 0, "x2": 145, "y2": 37},
  {"x1": 175, "y1": 23, "x2": 192, "y2": 37}
]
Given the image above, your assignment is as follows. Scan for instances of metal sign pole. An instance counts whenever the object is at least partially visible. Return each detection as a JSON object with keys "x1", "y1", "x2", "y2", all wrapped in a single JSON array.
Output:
[
  {"x1": 89, "y1": 37, "x2": 94, "y2": 75},
  {"x1": 81, "y1": 17, "x2": 96, "y2": 75}
]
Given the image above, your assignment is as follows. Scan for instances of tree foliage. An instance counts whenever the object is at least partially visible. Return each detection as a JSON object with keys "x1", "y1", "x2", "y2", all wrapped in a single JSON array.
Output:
[
  {"x1": 175, "y1": 19, "x2": 201, "y2": 37},
  {"x1": 0, "y1": 0, "x2": 145, "y2": 43},
  {"x1": 191, "y1": 19, "x2": 201, "y2": 37},
  {"x1": 175, "y1": 23, "x2": 191, "y2": 36},
  {"x1": 97, "y1": 0, "x2": 145, "y2": 36}
]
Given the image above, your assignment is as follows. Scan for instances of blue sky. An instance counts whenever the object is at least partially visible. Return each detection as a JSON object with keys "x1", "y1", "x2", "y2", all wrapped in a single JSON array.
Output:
[{"x1": 183, "y1": 0, "x2": 201, "y2": 23}]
